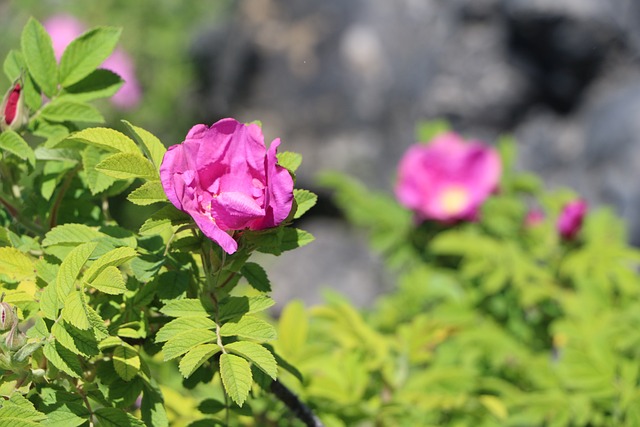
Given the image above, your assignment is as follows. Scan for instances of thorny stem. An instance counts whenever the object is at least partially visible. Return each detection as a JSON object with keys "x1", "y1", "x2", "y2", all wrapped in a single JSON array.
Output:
[
  {"x1": 209, "y1": 248, "x2": 228, "y2": 354},
  {"x1": 270, "y1": 379, "x2": 324, "y2": 427},
  {"x1": 74, "y1": 380, "x2": 94, "y2": 427},
  {"x1": 197, "y1": 240, "x2": 324, "y2": 427},
  {"x1": 0, "y1": 194, "x2": 44, "y2": 235}
]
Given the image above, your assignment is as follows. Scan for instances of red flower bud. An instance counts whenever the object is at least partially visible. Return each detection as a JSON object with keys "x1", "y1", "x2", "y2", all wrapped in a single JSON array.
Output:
[{"x1": 1, "y1": 82, "x2": 28, "y2": 131}]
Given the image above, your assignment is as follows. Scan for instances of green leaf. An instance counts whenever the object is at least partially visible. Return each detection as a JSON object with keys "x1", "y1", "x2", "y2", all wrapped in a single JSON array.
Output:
[
  {"x1": 277, "y1": 151, "x2": 302, "y2": 173},
  {"x1": 293, "y1": 189, "x2": 317, "y2": 219},
  {"x1": 179, "y1": 343, "x2": 221, "y2": 378},
  {"x1": 127, "y1": 181, "x2": 167, "y2": 206},
  {"x1": 40, "y1": 402, "x2": 88, "y2": 427},
  {"x1": 43, "y1": 341, "x2": 82, "y2": 378},
  {"x1": 0, "y1": 247, "x2": 35, "y2": 281},
  {"x1": 0, "y1": 395, "x2": 47, "y2": 424},
  {"x1": 82, "y1": 246, "x2": 136, "y2": 283},
  {"x1": 87, "y1": 265, "x2": 126, "y2": 294},
  {"x1": 42, "y1": 223, "x2": 104, "y2": 247},
  {"x1": 139, "y1": 205, "x2": 191, "y2": 236},
  {"x1": 219, "y1": 353, "x2": 252, "y2": 407},
  {"x1": 40, "y1": 283, "x2": 60, "y2": 320},
  {"x1": 34, "y1": 147, "x2": 80, "y2": 162},
  {"x1": 162, "y1": 329, "x2": 217, "y2": 361},
  {"x1": 416, "y1": 119, "x2": 450, "y2": 142},
  {"x1": 96, "y1": 152, "x2": 158, "y2": 180},
  {"x1": 51, "y1": 322, "x2": 99, "y2": 357},
  {"x1": 197, "y1": 399, "x2": 226, "y2": 415},
  {"x1": 81, "y1": 145, "x2": 117, "y2": 195},
  {"x1": 113, "y1": 344, "x2": 140, "y2": 381},
  {"x1": 22, "y1": 72, "x2": 42, "y2": 111},
  {"x1": 93, "y1": 407, "x2": 145, "y2": 427},
  {"x1": 0, "y1": 406, "x2": 44, "y2": 425},
  {"x1": 240, "y1": 263, "x2": 271, "y2": 292},
  {"x1": 40, "y1": 100, "x2": 104, "y2": 123},
  {"x1": 86, "y1": 305, "x2": 108, "y2": 340},
  {"x1": 26, "y1": 317, "x2": 49, "y2": 339},
  {"x1": 21, "y1": 17, "x2": 57, "y2": 97},
  {"x1": 160, "y1": 299, "x2": 210, "y2": 318},
  {"x1": 226, "y1": 341, "x2": 277, "y2": 380},
  {"x1": 220, "y1": 316, "x2": 277, "y2": 341},
  {"x1": 3, "y1": 50, "x2": 24, "y2": 82},
  {"x1": 56, "y1": 242, "x2": 98, "y2": 300},
  {"x1": 61, "y1": 290, "x2": 91, "y2": 330},
  {"x1": 99, "y1": 336, "x2": 124, "y2": 351},
  {"x1": 218, "y1": 295, "x2": 275, "y2": 322},
  {"x1": 140, "y1": 384, "x2": 169, "y2": 427},
  {"x1": 62, "y1": 68, "x2": 123, "y2": 101},
  {"x1": 0, "y1": 131, "x2": 36, "y2": 167},
  {"x1": 155, "y1": 316, "x2": 216, "y2": 343},
  {"x1": 58, "y1": 27, "x2": 122, "y2": 87},
  {"x1": 276, "y1": 300, "x2": 308, "y2": 360},
  {"x1": 122, "y1": 120, "x2": 167, "y2": 168},
  {"x1": 12, "y1": 341, "x2": 44, "y2": 363},
  {"x1": 65, "y1": 127, "x2": 139, "y2": 153},
  {"x1": 36, "y1": 123, "x2": 70, "y2": 148},
  {"x1": 280, "y1": 228, "x2": 314, "y2": 251}
]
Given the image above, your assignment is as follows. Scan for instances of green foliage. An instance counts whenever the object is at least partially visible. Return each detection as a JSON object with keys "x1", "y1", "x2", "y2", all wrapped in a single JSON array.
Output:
[
  {"x1": 279, "y1": 121, "x2": 640, "y2": 426},
  {"x1": 0, "y1": 17, "x2": 318, "y2": 426}
]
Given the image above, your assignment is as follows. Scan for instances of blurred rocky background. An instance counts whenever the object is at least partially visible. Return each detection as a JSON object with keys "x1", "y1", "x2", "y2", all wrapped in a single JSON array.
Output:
[
  {"x1": 189, "y1": 0, "x2": 640, "y2": 306},
  {"x1": 3, "y1": 0, "x2": 640, "y2": 307}
]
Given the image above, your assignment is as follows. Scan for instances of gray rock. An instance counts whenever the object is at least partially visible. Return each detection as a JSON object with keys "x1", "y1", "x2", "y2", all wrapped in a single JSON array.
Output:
[{"x1": 190, "y1": 0, "x2": 640, "y2": 304}]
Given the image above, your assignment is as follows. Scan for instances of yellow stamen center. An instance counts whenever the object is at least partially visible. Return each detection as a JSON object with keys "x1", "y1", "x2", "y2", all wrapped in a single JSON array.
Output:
[{"x1": 440, "y1": 186, "x2": 469, "y2": 216}]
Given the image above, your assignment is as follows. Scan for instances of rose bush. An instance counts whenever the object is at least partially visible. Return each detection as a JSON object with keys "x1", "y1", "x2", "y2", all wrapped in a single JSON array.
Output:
[
  {"x1": 160, "y1": 118, "x2": 294, "y2": 254},
  {"x1": 395, "y1": 132, "x2": 501, "y2": 222}
]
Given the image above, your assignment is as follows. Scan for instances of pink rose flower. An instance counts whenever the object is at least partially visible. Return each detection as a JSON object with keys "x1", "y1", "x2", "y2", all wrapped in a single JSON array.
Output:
[
  {"x1": 395, "y1": 132, "x2": 501, "y2": 222},
  {"x1": 43, "y1": 14, "x2": 142, "y2": 109},
  {"x1": 557, "y1": 199, "x2": 587, "y2": 240},
  {"x1": 160, "y1": 118, "x2": 294, "y2": 254}
]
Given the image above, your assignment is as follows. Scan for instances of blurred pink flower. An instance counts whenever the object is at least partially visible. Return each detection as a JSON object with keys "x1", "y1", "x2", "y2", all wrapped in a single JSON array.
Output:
[
  {"x1": 160, "y1": 118, "x2": 294, "y2": 254},
  {"x1": 43, "y1": 14, "x2": 141, "y2": 109},
  {"x1": 525, "y1": 208, "x2": 545, "y2": 227},
  {"x1": 557, "y1": 199, "x2": 587, "y2": 240},
  {"x1": 395, "y1": 132, "x2": 501, "y2": 222}
]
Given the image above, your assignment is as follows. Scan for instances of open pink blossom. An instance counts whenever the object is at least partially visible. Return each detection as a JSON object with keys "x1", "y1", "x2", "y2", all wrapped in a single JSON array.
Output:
[
  {"x1": 557, "y1": 199, "x2": 587, "y2": 240},
  {"x1": 43, "y1": 14, "x2": 141, "y2": 109},
  {"x1": 395, "y1": 132, "x2": 501, "y2": 222},
  {"x1": 160, "y1": 118, "x2": 294, "y2": 254}
]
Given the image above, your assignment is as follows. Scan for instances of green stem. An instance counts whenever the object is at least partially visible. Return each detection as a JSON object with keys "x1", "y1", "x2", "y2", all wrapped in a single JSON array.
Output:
[
  {"x1": 49, "y1": 165, "x2": 80, "y2": 230},
  {"x1": 0, "y1": 194, "x2": 44, "y2": 235}
]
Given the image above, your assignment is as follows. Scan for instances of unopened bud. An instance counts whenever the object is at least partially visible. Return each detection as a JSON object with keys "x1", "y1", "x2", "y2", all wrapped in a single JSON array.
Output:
[
  {"x1": 31, "y1": 368, "x2": 46, "y2": 379},
  {"x1": 0, "y1": 81, "x2": 28, "y2": 132},
  {"x1": 0, "y1": 302, "x2": 15, "y2": 331},
  {"x1": 5, "y1": 329, "x2": 26, "y2": 350}
]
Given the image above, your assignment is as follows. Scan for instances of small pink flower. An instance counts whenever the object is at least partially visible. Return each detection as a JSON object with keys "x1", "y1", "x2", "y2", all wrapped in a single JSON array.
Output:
[
  {"x1": 43, "y1": 14, "x2": 141, "y2": 109},
  {"x1": 395, "y1": 132, "x2": 501, "y2": 222},
  {"x1": 160, "y1": 118, "x2": 294, "y2": 254},
  {"x1": 525, "y1": 208, "x2": 545, "y2": 227},
  {"x1": 557, "y1": 199, "x2": 587, "y2": 240}
]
